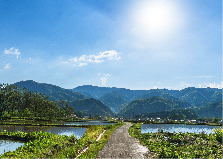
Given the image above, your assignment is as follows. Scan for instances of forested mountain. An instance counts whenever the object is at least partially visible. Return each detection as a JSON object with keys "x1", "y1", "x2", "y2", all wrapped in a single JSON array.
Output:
[
  {"x1": 135, "y1": 108, "x2": 199, "y2": 120},
  {"x1": 139, "y1": 89, "x2": 181, "y2": 101},
  {"x1": 99, "y1": 91, "x2": 129, "y2": 113},
  {"x1": 15, "y1": 80, "x2": 87, "y2": 101},
  {"x1": 173, "y1": 87, "x2": 222, "y2": 106},
  {"x1": 118, "y1": 96, "x2": 192, "y2": 117},
  {"x1": 73, "y1": 85, "x2": 222, "y2": 114},
  {"x1": 69, "y1": 98, "x2": 114, "y2": 117},
  {"x1": 0, "y1": 84, "x2": 75, "y2": 119},
  {"x1": 72, "y1": 85, "x2": 146, "y2": 100},
  {"x1": 195, "y1": 100, "x2": 222, "y2": 118},
  {"x1": 72, "y1": 85, "x2": 116, "y2": 99},
  {"x1": 11, "y1": 81, "x2": 222, "y2": 118}
]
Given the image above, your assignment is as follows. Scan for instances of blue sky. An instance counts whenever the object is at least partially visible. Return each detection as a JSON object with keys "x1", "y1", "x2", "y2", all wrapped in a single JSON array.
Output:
[{"x1": 0, "y1": 0, "x2": 222, "y2": 90}]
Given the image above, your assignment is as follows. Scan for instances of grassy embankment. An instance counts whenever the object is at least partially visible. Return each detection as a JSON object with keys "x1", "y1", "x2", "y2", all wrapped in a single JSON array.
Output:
[
  {"x1": 0, "y1": 117, "x2": 115, "y2": 127},
  {"x1": 129, "y1": 123, "x2": 222, "y2": 158},
  {"x1": 0, "y1": 122, "x2": 124, "y2": 158},
  {"x1": 127, "y1": 120, "x2": 222, "y2": 126}
]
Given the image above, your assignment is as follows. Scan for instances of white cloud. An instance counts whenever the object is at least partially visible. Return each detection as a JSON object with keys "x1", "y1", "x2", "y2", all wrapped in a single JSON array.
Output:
[
  {"x1": 78, "y1": 63, "x2": 87, "y2": 67},
  {"x1": 204, "y1": 81, "x2": 223, "y2": 89},
  {"x1": 4, "y1": 47, "x2": 20, "y2": 58},
  {"x1": 78, "y1": 55, "x2": 87, "y2": 61},
  {"x1": 100, "y1": 77, "x2": 107, "y2": 86},
  {"x1": 65, "y1": 50, "x2": 121, "y2": 67},
  {"x1": 69, "y1": 57, "x2": 78, "y2": 62},
  {"x1": 99, "y1": 74, "x2": 111, "y2": 86},
  {"x1": 175, "y1": 76, "x2": 212, "y2": 79},
  {"x1": 181, "y1": 82, "x2": 192, "y2": 88},
  {"x1": 89, "y1": 50, "x2": 121, "y2": 62},
  {"x1": 4, "y1": 63, "x2": 10, "y2": 69}
]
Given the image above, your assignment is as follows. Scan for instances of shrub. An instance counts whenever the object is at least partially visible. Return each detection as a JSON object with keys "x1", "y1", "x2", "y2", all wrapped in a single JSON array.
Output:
[{"x1": 213, "y1": 127, "x2": 223, "y2": 143}]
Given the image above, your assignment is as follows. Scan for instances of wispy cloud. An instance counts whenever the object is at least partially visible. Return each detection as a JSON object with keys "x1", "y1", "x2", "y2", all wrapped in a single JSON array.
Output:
[
  {"x1": 181, "y1": 82, "x2": 192, "y2": 88},
  {"x1": 63, "y1": 50, "x2": 121, "y2": 66},
  {"x1": 4, "y1": 47, "x2": 20, "y2": 58},
  {"x1": 78, "y1": 63, "x2": 87, "y2": 67},
  {"x1": 200, "y1": 81, "x2": 223, "y2": 89},
  {"x1": 4, "y1": 63, "x2": 10, "y2": 69},
  {"x1": 99, "y1": 73, "x2": 111, "y2": 86},
  {"x1": 175, "y1": 76, "x2": 212, "y2": 79}
]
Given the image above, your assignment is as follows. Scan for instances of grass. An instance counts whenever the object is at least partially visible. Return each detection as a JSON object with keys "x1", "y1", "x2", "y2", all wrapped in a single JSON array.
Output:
[
  {"x1": 0, "y1": 122, "x2": 124, "y2": 158},
  {"x1": 78, "y1": 122, "x2": 125, "y2": 158},
  {"x1": 129, "y1": 123, "x2": 223, "y2": 158}
]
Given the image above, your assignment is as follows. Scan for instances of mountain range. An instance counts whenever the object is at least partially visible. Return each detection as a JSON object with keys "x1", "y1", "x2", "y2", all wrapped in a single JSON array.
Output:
[{"x1": 13, "y1": 80, "x2": 222, "y2": 118}]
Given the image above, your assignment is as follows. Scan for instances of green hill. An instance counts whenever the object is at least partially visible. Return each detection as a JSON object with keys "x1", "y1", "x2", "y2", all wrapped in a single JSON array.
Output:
[
  {"x1": 69, "y1": 98, "x2": 115, "y2": 117},
  {"x1": 175, "y1": 87, "x2": 222, "y2": 106},
  {"x1": 135, "y1": 108, "x2": 199, "y2": 120},
  {"x1": 195, "y1": 100, "x2": 222, "y2": 118},
  {"x1": 99, "y1": 91, "x2": 129, "y2": 113},
  {"x1": 139, "y1": 89, "x2": 179, "y2": 100},
  {"x1": 14, "y1": 80, "x2": 87, "y2": 101},
  {"x1": 118, "y1": 96, "x2": 191, "y2": 117}
]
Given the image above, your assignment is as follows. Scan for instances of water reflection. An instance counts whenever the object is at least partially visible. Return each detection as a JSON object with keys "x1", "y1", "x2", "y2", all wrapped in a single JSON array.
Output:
[
  {"x1": 141, "y1": 124, "x2": 222, "y2": 134},
  {"x1": 64, "y1": 122, "x2": 115, "y2": 125},
  {"x1": 0, "y1": 140, "x2": 24, "y2": 155},
  {"x1": 0, "y1": 126, "x2": 86, "y2": 139}
]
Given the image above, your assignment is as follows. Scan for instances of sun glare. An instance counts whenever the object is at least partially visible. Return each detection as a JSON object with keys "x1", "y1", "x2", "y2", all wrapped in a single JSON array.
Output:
[{"x1": 132, "y1": 0, "x2": 182, "y2": 40}]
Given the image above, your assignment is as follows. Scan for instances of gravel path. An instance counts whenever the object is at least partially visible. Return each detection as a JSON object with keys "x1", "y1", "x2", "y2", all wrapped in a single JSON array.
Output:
[{"x1": 97, "y1": 122, "x2": 156, "y2": 158}]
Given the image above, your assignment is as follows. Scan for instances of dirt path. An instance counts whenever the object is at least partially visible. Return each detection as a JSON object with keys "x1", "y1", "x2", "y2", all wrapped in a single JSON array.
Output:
[{"x1": 97, "y1": 122, "x2": 155, "y2": 158}]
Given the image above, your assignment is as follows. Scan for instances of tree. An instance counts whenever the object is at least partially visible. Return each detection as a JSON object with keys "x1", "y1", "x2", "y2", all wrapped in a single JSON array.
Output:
[{"x1": 212, "y1": 117, "x2": 219, "y2": 123}]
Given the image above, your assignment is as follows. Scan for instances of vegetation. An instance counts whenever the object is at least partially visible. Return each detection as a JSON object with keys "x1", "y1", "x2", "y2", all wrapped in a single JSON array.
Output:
[
  {"x1": 139, "y1": 89, "x2": 181, "y2": 101},
  {"x1": 118, "y1": 96, "x2": 191, "y2": 117},
  {"x1": 77, "y1": 121, "x2": 125, "y2": 158},
  {"x1": 69, "y1": 98, "x2": 115, "y2": 117},
  {"x1": 129, "y1": 123, "x2": 223, "y2": 158},
  {"x1": 195, "y1": 100, "x2": 222, "y2": 118},
  {"x1": 0, "y1": 83, "x2": 79, "y2": 120},
  {"x1": 10, "y1": 80, "x2": 222, "y2": 118},
  {"x1": 213, "y1": 127, "x2": 223, "y2": 143},
  {"x1": 99, "y1": 91, "x2": 129, "y2": 113},
  {"x1": 15, "y1": 80, "x2": 87, "y2": 101},
  {"x1": 0, "y1": 122, "x2": 124, "y2": 158},
  {"x1": 135, "y1": 108, "x2": 199, "y2": 120},
  {"x1": 178, "y1": 87, "x2": 222, "y2": 106}
]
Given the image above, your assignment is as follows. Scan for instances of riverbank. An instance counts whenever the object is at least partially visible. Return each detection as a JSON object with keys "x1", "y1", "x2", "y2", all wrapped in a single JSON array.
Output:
[
  {"x1": 125, "y1": 120, "x2": 222, "y2": 126},
  {"x1": 0, "y1": 122, "x2": 124, "y2": 158},
  {"x1": 129, "y1": 123, "x2": 223, "y2": 158}
]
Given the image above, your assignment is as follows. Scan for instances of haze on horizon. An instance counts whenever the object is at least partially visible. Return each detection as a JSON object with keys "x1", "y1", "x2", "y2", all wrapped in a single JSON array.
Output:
[{"x1": 0, "y1": 0, "x2": 222, "y2": 90}]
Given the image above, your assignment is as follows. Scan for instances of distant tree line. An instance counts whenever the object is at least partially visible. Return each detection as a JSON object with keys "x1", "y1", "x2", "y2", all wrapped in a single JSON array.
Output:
[{"x1": 0, "y1": 83, "x2": 77, "y2": 120}]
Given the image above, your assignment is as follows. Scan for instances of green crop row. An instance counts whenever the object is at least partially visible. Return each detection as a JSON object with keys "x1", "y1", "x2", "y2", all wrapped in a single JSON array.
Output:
[{"x1": 129, "y1": 123, "x2": 222, "y2": 158}]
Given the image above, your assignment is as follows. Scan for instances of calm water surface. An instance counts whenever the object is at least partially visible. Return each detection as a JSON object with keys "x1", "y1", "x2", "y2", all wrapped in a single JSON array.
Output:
[
  {"x1": 141, "y1": 124, "x2": 221, "y2": 134},
  {"x1": 0, "y1": 125, "x2": 86, "y2": 139},
  {"x1": 0, "y1": 121, "x2": 115, "y2": 155},
  {"x1": 64, "y1": 121, "x2": 116, "y2": 125},
  {"x1": 0, "y1": 126, "x2": 86, "y2": 155},
  {"x1": 0, "y1": 140, "x2": 24, "y2": 155}
]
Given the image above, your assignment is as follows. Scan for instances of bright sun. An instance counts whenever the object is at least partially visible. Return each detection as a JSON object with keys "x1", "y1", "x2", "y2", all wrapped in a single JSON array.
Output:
[{"x1": 132, "y1": 0, "x2": 181, "y2": 40}]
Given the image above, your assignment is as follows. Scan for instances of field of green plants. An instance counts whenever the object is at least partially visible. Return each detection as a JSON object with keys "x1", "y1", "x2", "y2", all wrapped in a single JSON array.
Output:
[
  {"x1": 129, "y1": 123, "x2": 222, "y2": 158},
  {"x1": 0, "y1": 122, "x2": 124, "y2": 158}
]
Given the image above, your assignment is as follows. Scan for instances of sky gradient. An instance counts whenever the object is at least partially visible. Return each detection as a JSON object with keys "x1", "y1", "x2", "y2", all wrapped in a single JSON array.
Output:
[{"x1": 0, "y1": 0, "x2": 222, "y2": 90}]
